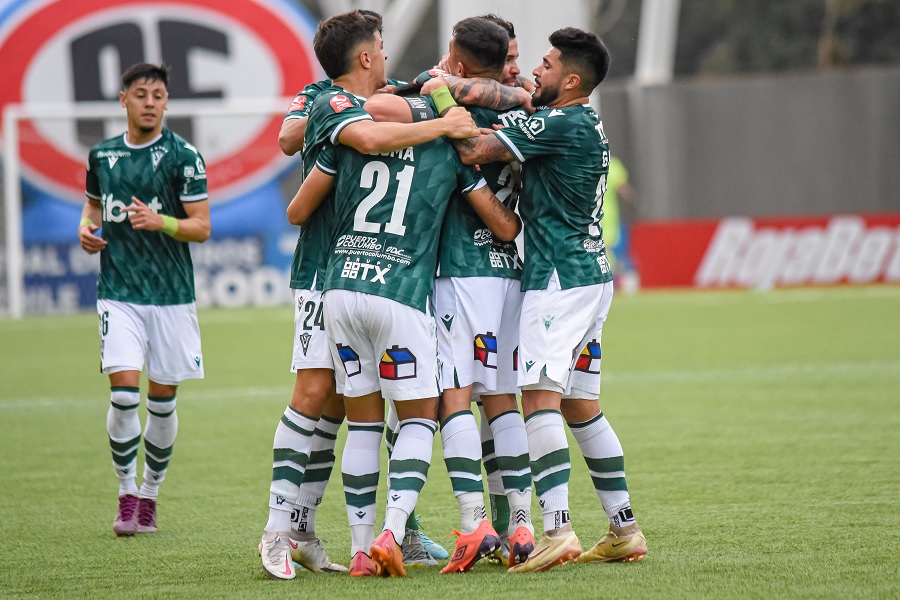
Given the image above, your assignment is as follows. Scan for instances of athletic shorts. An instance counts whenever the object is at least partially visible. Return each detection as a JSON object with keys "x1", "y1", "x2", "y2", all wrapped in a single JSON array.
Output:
[
  {"x1": 97, "y1": 299, "x2": 203, "y2": 385},
  {"x1": 434, "y1": 276, "x2": 522, "y2": 395},
  {"x1": 517, "y1": 274, "x2": 614, "y2": 397},
  {"x1": 291, "y1": 288, "x2": 344, "y2": 393},
  {"x1": 323, "y1": 289, "x2": 439, "y2": 401}
]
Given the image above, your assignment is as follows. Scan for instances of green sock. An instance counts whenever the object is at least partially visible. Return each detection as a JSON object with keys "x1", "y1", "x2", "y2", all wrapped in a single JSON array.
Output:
[{"x1": 490, "y1": 494, "x2": 510, "y2": 535}]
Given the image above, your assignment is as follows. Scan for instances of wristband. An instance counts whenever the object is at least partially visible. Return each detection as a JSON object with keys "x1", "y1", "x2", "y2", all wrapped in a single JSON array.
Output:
[
  {"x1": 80, "y1": 217, "x2": 95, "y2": 227},
  {"x1": 160, "y1": 214, "x2": 179, "y2": 237},
  {"x1": 430, "y1": 86, "x2": 457, "y2": 116}
]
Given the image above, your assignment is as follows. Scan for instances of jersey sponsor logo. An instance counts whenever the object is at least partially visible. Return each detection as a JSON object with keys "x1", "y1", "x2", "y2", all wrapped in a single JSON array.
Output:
[
  {"x1": 330, "y1": 94, "x2": 354, "y2": 113},
  {"x1": 340, "y1": 258, "x2": 391, "y2": 284},
  {"x1": 497, "y1": 109, "x2": 529, "y2": 128},
  {"x1": 97, "y1": 150, "x2": 131, "y2": 169},
  {"x1": 337, "y1": 344, "x2": 361, "y2": 377},
  {"x1": 574, "y1": 340, "x2": 602, "y2": 374},
  {"x1": 519, "y1": 117, "x2": 546, "y2": 141},
  {"x1": 473, "y1": 228, "x2": 494, "y2": 247},
  {"x1": 473, "y1": 332, "x2": 498, "y2": 369},
  {"x1": 1, "y1": 0, "x2": 320, "y2": 203},
  {"x1": 289, "y1": 95, "x2": 308, "y2": 113},
  {"x1": 548, "y1": 109, "x2": 565, "y2": 117},
  {"x1": 379, "y1": 345, "x2": 417, "y2": 380}
]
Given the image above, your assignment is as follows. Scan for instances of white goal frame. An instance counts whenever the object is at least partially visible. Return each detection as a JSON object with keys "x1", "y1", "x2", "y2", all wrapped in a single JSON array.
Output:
[{"x1": 2, "y1": 97, "x2": 294, "y2": 319}]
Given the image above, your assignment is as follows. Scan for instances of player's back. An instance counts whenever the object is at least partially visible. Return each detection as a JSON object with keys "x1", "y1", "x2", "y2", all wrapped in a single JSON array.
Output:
[{"x1": 320, "y1": 137, "x2": 482, "y2": 312}]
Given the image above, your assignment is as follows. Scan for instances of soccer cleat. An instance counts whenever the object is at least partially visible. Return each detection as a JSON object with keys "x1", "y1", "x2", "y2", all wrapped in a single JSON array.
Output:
[
  {"x1": 507, "y1": 526, "x2": 535, "y2": 567},
  {"x1": 440, "y1": 519, "x2": 501, "y2": 574},
  {"x1": 349, "y1": 551, "x2": 382, "y2": 577},
  {"x1": 136, "y1": 498, "x2": 158, "y2": 533},
  {"x1": 259, "y1": 531, "x2": 296, "y2": 580},
  {"x1": 579, "y1": 526, "x2": 648, "y2": 563},
  {"x1": 113, "y1": 494, "x2": 139, "y2": 536},
  {"x1": 290, "y1": 537, "x2": 348, "y2": 573},
  {"x1": 507, "y1": 524, "x2": 581, "y2": 574},
  {"x1": 370, "y1": 530, "x2": 407, "y2": 577},
  {"x1": 487, "y1": 531, "x2": 510, "y2": 565},
  {"x1": 402, "y1": 528, "x2": 438, "y2": 566},
  {"x1": 412, "y1": 514, "x2": 449, "y2": 560}
]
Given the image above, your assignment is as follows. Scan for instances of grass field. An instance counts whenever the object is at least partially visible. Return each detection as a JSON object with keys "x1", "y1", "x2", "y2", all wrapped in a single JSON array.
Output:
[{"x1": 2, "y1": 286, "x2": 899, "y2": 599}]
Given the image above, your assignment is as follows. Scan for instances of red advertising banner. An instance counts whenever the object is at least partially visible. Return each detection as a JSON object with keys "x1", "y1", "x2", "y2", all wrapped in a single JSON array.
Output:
[{"x1": 630, "y1": 214, "x2": 900, "y2": 289}]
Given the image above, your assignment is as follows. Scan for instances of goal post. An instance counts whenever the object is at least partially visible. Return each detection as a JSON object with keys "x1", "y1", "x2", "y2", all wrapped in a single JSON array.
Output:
[{"x1": 2, "y1": 97, "x2": 296, "y2": 319}]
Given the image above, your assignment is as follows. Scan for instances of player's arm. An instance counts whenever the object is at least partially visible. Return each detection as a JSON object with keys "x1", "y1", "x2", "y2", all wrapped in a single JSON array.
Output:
[
  {"x1": 464, "y1": 185, "x2": 521, "y2": 242},
  {"x1": 363, "y1": 94, "x2": 419, "y2": 123},
  {"x1": 286, "y1": 167, "x2": 335, "y2": 226},
  {"x1": 278, "y1": 117, "x2": 308, "y2": 156},
  {"x1": 78, "y1": 198, "x2": 107, "y2": 254},
  {"x1": 121, "y1": 197, "x2": 211, "y2": 243},
  {"x1": 422, "y1": 75, "x2": 533, "y2": 113},
  {"x1": 452, "y1": 132, "x2": 516, "y2": 166},
  {"x1": 337, "y1": 106, "x2": 477, "y2": 154}
]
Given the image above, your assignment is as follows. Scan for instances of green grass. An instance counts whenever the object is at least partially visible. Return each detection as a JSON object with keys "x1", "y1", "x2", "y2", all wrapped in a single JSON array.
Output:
[{"x1": 2, "y1": 286, "x2": 899, "y2": 599}]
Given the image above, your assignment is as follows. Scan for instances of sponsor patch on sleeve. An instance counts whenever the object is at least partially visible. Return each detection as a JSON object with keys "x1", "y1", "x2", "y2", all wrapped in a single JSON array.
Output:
[
  {"x1": 330, "y1": 94, "x2": 353, "y2": 113},
  {"x1": 289, "y1": 95, "x2": 307, "y2": 112}
]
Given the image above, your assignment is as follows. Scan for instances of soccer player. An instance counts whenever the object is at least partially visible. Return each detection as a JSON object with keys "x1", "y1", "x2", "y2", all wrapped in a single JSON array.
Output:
[
  {"x1": 421, "y1": 17, "x2": 537, "y2": 571},
  {"x1": 286, "y1": 77, "x2": 515, "y2": 576},
  {"x1": 449, "y1": 28, "x2": 649, "y2": 573},
  {"x1": 78, "y1": 63, "x2": 210, "y2": 537},
  {"x1": 258, "y1": 9, "x2": 479, "y2": 580}
]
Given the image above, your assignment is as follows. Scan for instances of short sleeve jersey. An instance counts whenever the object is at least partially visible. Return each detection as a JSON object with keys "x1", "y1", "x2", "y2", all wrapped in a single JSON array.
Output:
[
  {"x1": 316, "y1": 139, "x2": 483, "y2": 312},
  {"x1": 289, "y1": 86, "x2": 373, "y2": 290},
  {"x1": 437, "y1": 105, "x2": 529, "y2": 280},
  {"x1": 85, "y1": 129, "x2": 208, "y2": 305},
  {"x1": 282, "y1": 79, "x2": 332, "y2": 122},
  {"x1": 494, "y1": 104, "x2": 613, "y2": 290}
]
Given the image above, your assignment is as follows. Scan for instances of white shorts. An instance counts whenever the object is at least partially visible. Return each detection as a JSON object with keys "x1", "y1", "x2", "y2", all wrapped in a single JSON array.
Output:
[
  {"x1": 292, "y1": 288, "x2": 344, "y2": 393},
  {"x1": 517, "y1": 275, "x2": 614, "y2": 397},
  {"x1": 434, "y1": 277, "x2": 522, "y2": 395},
  {"x1": 98, "y1": 299, "x2": 203, "y2": 385},
  {"x1": 323, "y1": 289, "x2": 439, "y2": 401}
]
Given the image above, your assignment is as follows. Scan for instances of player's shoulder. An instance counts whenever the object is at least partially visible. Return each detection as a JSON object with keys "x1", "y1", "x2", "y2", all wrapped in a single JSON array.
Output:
[
  {"x1": 89, "y1": 133, "x2": 126, "y2": 155},
  {"x1": 310, "y1": 86, "x2": 366, "y2": 115},
  {"x1": 161, "y1": 129, "x2": 202, "y2": 157}
]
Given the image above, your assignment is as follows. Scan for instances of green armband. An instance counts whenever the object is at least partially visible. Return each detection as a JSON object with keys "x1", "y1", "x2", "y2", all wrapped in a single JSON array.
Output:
[
  {"x1": 160, "y1": 214, "x2": 179, "y2": 237},
  {"x1": 430, "y1": 86, "x2": 457, "y2": 116},
  {"x1": 79, "y1": 217, "x2": 95, "y2": 227}
]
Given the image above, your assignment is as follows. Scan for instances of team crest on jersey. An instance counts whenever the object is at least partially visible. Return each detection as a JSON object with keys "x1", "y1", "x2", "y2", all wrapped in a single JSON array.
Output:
[
  {"x1": 379, "y1": 346, "x2": 417, "y2": 380},
  {"x1": 473, "y1": 332, "x2": 498, "y2": 369},
  {"x1": 337, "y1": 344, "x2": 361, "y2": 377},
  {"x1": 151, "y1": 146, "x2": 168, "y2": 171},
  {"x1": 290, "y1": 95, "x2": 308, "y2": 112},
  {"x1": 574, "y1": 340, "x2": 602, "y2": 374},
  {"x1": 330, "y1": 94, "x2": 354, "y2": 113},
  {"x1": 298, "y1": 332, "x2": 312, "y2": 356}
]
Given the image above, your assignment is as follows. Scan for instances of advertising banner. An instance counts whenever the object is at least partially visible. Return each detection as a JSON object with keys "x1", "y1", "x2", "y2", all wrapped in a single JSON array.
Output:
[
  {"x1": 631, "y1": 214, "x2": 900, "y2": 289},
  {"x1": 0, "y1": 0, "x2": 321, "y2": 313}
]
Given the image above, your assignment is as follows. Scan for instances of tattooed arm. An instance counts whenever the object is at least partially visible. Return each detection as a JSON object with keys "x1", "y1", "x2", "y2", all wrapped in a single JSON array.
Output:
[
  {"x1": 420, "y1": 75, "x2": 533, "y2": 113},
  {"x1": 452, "y1": 132, "x2": 516, "y2": 166}
]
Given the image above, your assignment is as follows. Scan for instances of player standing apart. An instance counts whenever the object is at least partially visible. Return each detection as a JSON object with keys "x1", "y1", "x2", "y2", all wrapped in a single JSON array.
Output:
[
  {"x1": 79, "y1": 63, "x2": 210, "y2": 537},
  {"x1": 450, "y1": 28, "x2": 648, "y2": 573}
]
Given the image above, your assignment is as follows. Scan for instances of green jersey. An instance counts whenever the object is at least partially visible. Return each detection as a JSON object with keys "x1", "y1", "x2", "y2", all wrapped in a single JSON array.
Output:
[
  {"x1": 283, "y1": 78, "x2": 406, "y2": 122},
  {"x1": 316, "y1": 139, "x2": 483, "y2": 312},
  {"x1": 437, "y1": 105, "x2": 528, "y2": 279},
  {"x1": 494, "y1": 104, "x2": 613, "y2": 290},
  {"x1": 289, "y1": 86, "x2": 373, "y2": 290},
  {"x1": 85, "y1": 129, "x2": 208, "y2": 305}
]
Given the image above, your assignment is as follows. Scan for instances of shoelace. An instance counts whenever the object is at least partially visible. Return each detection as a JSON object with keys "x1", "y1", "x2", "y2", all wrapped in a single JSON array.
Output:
[
  {"x1": 119, "y1": 496, "x2": 138, "y2": 520},
  {"x1": 137, "y1": 500, "x2": 155, "y2": 526},
  {"x1": 265, "y1": 535, "x2": 289, "y2": 560}
]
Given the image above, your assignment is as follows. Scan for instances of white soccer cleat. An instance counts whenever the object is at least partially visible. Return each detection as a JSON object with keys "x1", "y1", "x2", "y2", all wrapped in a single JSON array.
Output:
[
  {"x1": 259, "y1": 531, "x2": 296, "y2": 580},
  {"x1": 290, "y1": 537, "x2": 348, "y2": 573}
]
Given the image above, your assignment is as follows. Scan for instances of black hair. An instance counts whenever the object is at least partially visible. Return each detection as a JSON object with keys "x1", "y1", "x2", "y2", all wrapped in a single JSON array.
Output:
[
  {"x1": 548, "y1": 27, "x2": 611, "y2": 92},
  {"x1": 451, "y1": 17, "x2": 508, "y2": 77},
  {"x1": 121, "y1": 63, "x2": 169, "y2": 90},
  {"x1": 478, "y1": 13, "x2": 515, "y2": 39},
  {"x1": 314, "y1": 10, "x2": 383, "y2": 79}
]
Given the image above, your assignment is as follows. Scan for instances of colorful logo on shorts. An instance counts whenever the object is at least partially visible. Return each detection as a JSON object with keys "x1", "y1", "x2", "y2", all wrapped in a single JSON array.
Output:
[
  {"x1": 337, "y1": 344, "x2": 361, "y2": 377},
  {"x1": 379, "y1": 346, "x2": 417, "y2": 380},
  {"x1": 574, "y1": 340, "x2": 602, "y2": 374},
  {"x1": 473, "y1": 332, "x2": 498, "y2": 369}
]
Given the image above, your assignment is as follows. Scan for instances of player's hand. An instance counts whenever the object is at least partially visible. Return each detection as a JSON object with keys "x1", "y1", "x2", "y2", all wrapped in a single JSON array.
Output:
[
  {"x1": 516, "y1": 76, "x2": 536, "y2": 93},
  {"x1": 121, "y1": 196, "x2": 163, "y2": 231},
  {"x1": 413, "y1": 68, "x2": 447, "y2": 87},
  {"x1": 436, "y1": 53, "x2": 450, "y2": 72},
  {"x1": 78, "y1": 222, "x2": 107, "y2": 254},
  {"x1": 421, "y1": 76, "x2": 449, "y2": 96},
  {"x1": 376, "y1": 84, "x2": 398, "y2": 94},
  {"x1": 441, "y1": 106, "x2": 479, "y2": 139}
]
